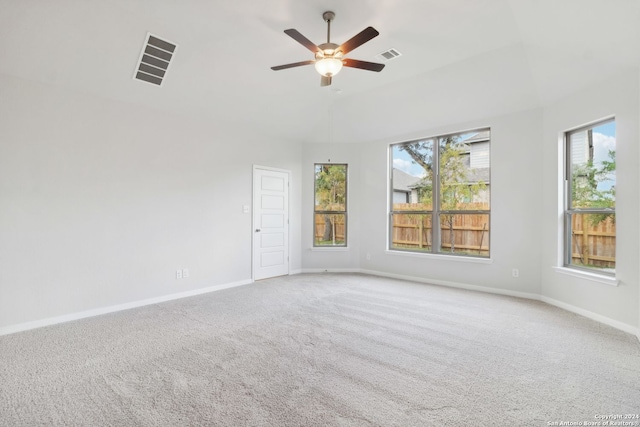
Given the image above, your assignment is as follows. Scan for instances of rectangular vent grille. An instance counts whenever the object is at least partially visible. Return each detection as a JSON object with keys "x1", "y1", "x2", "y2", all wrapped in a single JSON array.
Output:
[
  {"x1": 134, "y1": 33, "x2": 177, "y2": 86},
  {"x1": 375, "y1": 48, "x2": 402, "y2": 62}
]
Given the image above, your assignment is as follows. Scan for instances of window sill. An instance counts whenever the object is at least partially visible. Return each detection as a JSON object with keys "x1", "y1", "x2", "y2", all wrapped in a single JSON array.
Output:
[
  {"x1": 310, "y1": 247, "x2": 350, "y2": 252},
  {"x1": 385, "y1": 250, "x2": 493, "y2": 264},
  {"x1": 553, "y1": 267, "x2": 619, "y2": 287}
]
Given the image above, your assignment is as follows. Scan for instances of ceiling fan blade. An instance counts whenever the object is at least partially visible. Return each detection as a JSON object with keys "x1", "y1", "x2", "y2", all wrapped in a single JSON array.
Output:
[
  {"x1": 338, "y1": 27, "x2": 379, "y2": 55},
  {"x1": 320, "y1": 75, "x2": 332, "y2": 87},
  {"x1": 342, "y1": 58, "x2": 385, "y2": 72},
  {"x1": 271, "y1": 60, "x2": 315, "y2": 71},
  {"x1": 284, "y1": 29, "x2": 320, "y2": 54}
]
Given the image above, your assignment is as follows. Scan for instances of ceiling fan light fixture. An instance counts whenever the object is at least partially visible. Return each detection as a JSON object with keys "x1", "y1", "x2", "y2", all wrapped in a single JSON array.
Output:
[{"x1": 315, "y1": 57, "x2": 343, "y2": 77}]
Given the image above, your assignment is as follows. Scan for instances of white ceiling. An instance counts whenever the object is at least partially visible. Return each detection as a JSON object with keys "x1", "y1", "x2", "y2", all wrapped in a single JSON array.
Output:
[{"x1": 1, "y1": 0, "x2": 638, "y2": 144}]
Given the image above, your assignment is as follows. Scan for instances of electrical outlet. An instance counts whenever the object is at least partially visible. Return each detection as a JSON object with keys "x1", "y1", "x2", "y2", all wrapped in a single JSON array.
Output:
[
  {"x1": 512, "y1": 268, "x2": 519, "y2": 278},
  {"x1": 182, "y1": 268, "x2": 189, "y2": 278},
  {"x1": 176, "y1": 269, "x2": 183, "y2": 279}
]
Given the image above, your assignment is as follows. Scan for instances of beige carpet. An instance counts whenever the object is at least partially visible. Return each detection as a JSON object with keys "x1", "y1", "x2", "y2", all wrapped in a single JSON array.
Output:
[{"x1": 1, "y1": 273, "x2": 639, "y2": 426}]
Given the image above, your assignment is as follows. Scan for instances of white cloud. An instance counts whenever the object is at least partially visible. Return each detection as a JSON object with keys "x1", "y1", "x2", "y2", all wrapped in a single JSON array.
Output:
[
  {"x1": 393, "y1": 158, "x2": 427, "y2": 178},
  {"x1": 593, "y1": 132, "x2": 615, "y2": 164},
  {"x1": 393, "y1": 158, "x2": 413, "y2": 174}
]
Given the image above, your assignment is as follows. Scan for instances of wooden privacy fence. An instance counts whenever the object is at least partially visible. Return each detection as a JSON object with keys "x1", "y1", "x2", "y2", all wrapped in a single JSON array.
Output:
[
  {"x1": 314, "y1": 214, "x2": 345, "y2": 242},
  {"x1": 391, "y1": 204, "x2": 616, "y2": 264},
  {"x1": 570, "y1": 215, "x2": 616, "y2": 268},
  {"x1": 392, "y1": 211, "x2": 490, "y2": 256},
  {"x1": 317, "y1": 204, "x2": 616, "y2": 266}
]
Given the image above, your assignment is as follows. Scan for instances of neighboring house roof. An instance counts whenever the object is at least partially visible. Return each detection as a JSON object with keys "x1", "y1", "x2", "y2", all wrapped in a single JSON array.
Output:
[
  {"x1": 393, "y1": 168, "x2": 422, "y2": 192},
  {"x1": 468, "y1": 167, "x2": 490, "y2": 184}
]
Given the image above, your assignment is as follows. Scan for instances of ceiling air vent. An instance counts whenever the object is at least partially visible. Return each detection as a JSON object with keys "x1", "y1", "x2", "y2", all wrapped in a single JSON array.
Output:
[
  {"x1": 134, "y1": 33, "x2": 177, "y2": 86},
  {"x1": 374, "y1": 48, "x2": 402, "y2": 62}
]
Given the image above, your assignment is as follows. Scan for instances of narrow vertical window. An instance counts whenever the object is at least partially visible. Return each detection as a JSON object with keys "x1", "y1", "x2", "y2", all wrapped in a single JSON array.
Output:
[
  {"x1": 314, "y1": 164, "x2": 347, "y2": 247},
  {"x1": 390, "y1": 129, "x2": 490, "y2": 257},
  {"x1": 565, "y1": 119, "x2": 616, "y2": 274}
]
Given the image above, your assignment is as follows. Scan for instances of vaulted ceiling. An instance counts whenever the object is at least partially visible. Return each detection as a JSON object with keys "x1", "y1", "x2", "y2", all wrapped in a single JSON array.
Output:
[{"x1": 1, "y1": 0, "x2": 638, "y2": 144}]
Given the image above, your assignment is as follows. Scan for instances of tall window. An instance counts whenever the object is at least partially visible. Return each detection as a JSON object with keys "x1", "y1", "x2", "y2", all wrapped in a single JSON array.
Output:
[
  {"x1": 565, "y1": 119, "x2": 616, "y2": 275},
  {"x1": 314, "y1": 164, "x2": 347, "y2": 247},
  {"x1": 390, "y1": 129, "x2": 490, "y2": 257}
]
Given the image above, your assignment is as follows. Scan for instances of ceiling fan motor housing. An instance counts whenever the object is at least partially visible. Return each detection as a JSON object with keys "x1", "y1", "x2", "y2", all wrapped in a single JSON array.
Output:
[{"x1": 317, "y1": 43, "x2": 341, "y2": 58}]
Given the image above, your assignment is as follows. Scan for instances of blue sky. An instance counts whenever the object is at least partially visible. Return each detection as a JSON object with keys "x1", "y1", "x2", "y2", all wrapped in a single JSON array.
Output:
[
  {"x1": 594, "y1": 121, "x2": 615, "y2": 138},
  {"x1": 392, "y1": 144, "x2": 427, "y2": 177}
]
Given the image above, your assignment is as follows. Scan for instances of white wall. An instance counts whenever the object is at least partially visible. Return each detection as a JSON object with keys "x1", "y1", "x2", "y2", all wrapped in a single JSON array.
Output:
[
  {"x1": 540, "y1": 70, "x2": 639, "y2": 329},
  {"x1": 303, "y1": 108, "x2": 544, "y2": 297},
  {"x1": 0, "y1": 73, "x2": 302, "y2": 331}
]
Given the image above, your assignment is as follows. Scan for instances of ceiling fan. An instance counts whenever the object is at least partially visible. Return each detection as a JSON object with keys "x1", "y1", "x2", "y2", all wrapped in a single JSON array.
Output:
[{"x1": 271, "y1": 11, "x2": 385, "y2": 87}]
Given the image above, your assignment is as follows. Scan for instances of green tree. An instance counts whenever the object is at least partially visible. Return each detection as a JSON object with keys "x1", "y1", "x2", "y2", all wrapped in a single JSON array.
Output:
[
  {"x1": 315, "y1": 165, "x2": 346, "y2": 244},
  {"x1": 572, "y1": 149, "x2": 615, "y2": 226}
]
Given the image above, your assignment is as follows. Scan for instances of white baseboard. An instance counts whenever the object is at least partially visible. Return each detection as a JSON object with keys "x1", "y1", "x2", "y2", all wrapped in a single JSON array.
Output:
[
  {"x1": 0, "y1": 279, "x2": 253, "y2": 337},
  {"x1": 360, "y1": 268, "x2": 541, "y2": 300},
  {"x1": 301, "y1": 268, "x2": 361, "y2": 274},
  {"x1": 540, "y1": 295, "x2": 639, "y2": 337}
]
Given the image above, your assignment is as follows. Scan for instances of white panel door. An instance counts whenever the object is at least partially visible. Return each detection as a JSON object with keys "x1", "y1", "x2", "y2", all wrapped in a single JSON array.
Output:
[{"x1": 253, "y1": 167, "x2": 289, "y2": 280}]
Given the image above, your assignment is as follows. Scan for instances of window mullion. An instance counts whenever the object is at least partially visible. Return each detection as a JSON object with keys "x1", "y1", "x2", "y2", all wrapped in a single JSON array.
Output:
[
  {"x1": 432, "y1": 140, "x2": 440, "y2": 254},
  {"x1": 565, "y1": 134, "x2": 572, "y2": 209}
]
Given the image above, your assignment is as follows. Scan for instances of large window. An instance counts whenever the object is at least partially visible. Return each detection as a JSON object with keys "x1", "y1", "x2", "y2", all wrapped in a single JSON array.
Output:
[
  {"x1": 314, "y1": 164, "x2": 347, "y2": 247},
  {"x1": 564, "y1": 119, "x2": 616, "y2": 275},
  {"x1": 390, "y1": 129, "x2": 490, "y2": 257}
]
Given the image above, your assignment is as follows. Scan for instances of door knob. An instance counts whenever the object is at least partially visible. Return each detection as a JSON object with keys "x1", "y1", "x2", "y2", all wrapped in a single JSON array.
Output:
[{"x1": 255, "y1": 229, "x2": 261, "y2": 232}]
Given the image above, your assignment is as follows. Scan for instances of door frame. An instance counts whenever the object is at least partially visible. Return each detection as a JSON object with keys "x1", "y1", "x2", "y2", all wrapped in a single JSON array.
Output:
[{"x1": 252, "y1": 165, "x2": 291, "y2": 281}]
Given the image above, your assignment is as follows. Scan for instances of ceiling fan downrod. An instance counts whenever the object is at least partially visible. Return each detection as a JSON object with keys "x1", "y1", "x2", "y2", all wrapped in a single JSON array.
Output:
[{"x1": 323, "y1": 11, "x2": 335, "y2": 44}]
